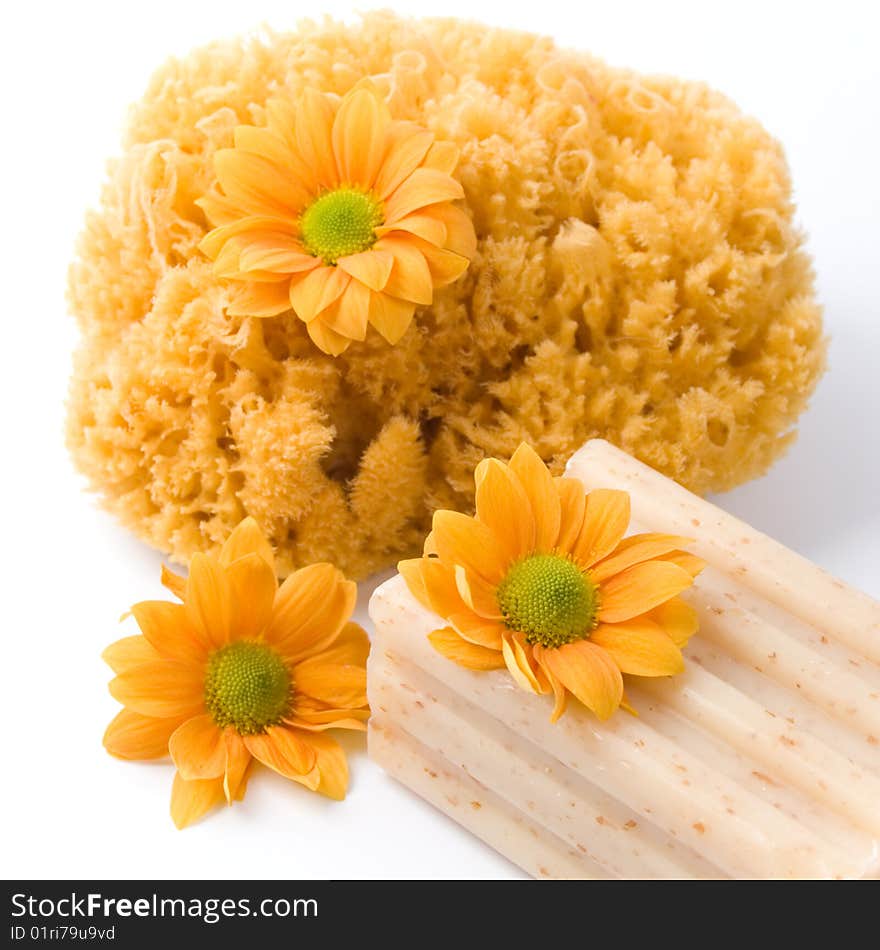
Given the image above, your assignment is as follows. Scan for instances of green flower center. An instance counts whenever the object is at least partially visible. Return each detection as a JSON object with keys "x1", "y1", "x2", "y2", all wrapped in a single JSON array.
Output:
[
  {"x1": 300, "y1": 187, "x2": 384, "y2": 264},
  {"x1": 496, "y1": 553, "x2": 599, "y2": 649},
  {"x1": 204, "y1": 641, "x2": 292, "y2": 735}
]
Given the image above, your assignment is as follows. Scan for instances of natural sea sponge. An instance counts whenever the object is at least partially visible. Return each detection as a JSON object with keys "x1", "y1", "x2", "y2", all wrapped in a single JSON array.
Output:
[{"x1": 67, "y1": 12, "x2": 825, "y2": 579}]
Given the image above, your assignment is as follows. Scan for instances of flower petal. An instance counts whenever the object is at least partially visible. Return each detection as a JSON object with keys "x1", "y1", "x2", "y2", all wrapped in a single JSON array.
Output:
[
  {"x1": 375, "y1": 211, "x2": 446, "y2": 246},
  {"x1": 238, "y1": 242, "x2": 317, "y2": 275},
  {"x1": 571, "y1": 489, "x2": 631, "y2": 568},
  {"x1": 554, "y1": 477, "x2": 587, "y2": 554},
  {"x1": 337, "y1": 249, "x2": 395, "y2": 291},
  {"x1": 320, "y1": 281, "x2": 370, "y2": 342},
  {"x1": 225, "y1": 552, "x2": 278, "y2": 640},
  {"x1": 306, "y1": 317, "x2": 352, "y2": 356},
  {"x1": 332, "y1": 86, "x2": 388, "y2": 186},
  {"x1": 384, "y1": 168, "x2": 464, "y2": 222},
  {"x1": 286, "y1": 714, "x2": 367, "y2": 733},
  {"x1": 649, "y1": 597, "x2": 699, "y2": 648},
  {"x1": 234, "y1": 124, "x2": 297, "y2": 168},
  {"x1": 536, "y1": 640, "x2": 623, "y2": 720},
  {"x1": 130, "y1": 601, "x2": 206, "y2": 665},
  {"x1": 398, "y1": 557, "x2": 432, "y2": 610},
  {"x1": 295, "y1": 89, "x2": 338, "y2": 190},
  {"x1": 289, "y1": 696, "x2": 370, "y2": 729},
  {"x1": 185, "y1": 553, "x2": 232, "y2": 650},
  {"x1": 454, "y1": 565, "x2": 502, "y2": 620},
  {"x1": 376, "y1": 126, "x2": 434, "y2": 198},
  {"x1": 305, "y1": 731, "x2": 349, "y2": 800},
  {"x1": 294, "y1": 661, "x2": 367, "y2": 709},
  {"x1": 435, "y1": 204, "x2": 477, "y2": 259},
  {"x1": 244, "y1": 725, "x2": 317, "y2": 779},
  {"x1": 398, "y1": 557, "x2": 466, "y2": 618},
  {"x1": 289, "y1": 266, "x2": 350, "y2": 323},
  {"x1": 657, "y1": 551, "x2": 707, "y2": 578},
  {"x1": 289, "y1": 767, "x2": 323, "y2": 792},
  {"x1": 161, "y1": 565, "x2": 187, "y2": 601},
  {"x1": 367, "y1": 292, "x2": 416, "y2": 344},
  {"x1": 266, "y1": 564, "x2": 356, "y2": 660},
  {"x1": 428, "y1": 627, "x2": 505, "y2": 670},
  {"x1": 501, "y1": 633, "x2": 545, "y2": 694},
  {"x1": 109, "y1": 660, "x2": 203, "y2": 718},
  {"x1": 169, "y1": 714, "x2": 226, "y2": 781},
  {"x1": 378, "y1": 237, "x2": 433, "y2": 305},
  {"x1": 591, "y1": 619, "x2": 685, "y2": 677},
  {"x1": 598, "y1": 561, "x2": 695, "y2": 623},
  {"x1": 199, "y1": 214, "x2": 297, "y2": 261},
  {"x1": 508, "y1": 444, "x2": 561, "y2": 553},
  {"x1": 265, "y1": 97, "x2": 309, "y2": 165},
  {"x1": 422, "y1": 140, "x2": 460, "y2": 174},
  {"x1": 307, "y1": 621, "x2": 370, "y2": 668},
  {"x1": 415, "y1": 241, "x2": 470, "y2": 286},
  {"x1": 214, "y1": 149, "x2": 309, "y2": 217},
  {"x1": 223, "y1": 732, "x2": 251, "y2": 804},
  {"x1": 197, "y1": 190, "x2": 251, "y2": 228},
  {"x1": 540, "y1": 663, "x2": 569, "y2": 723},
  {"x1": 448, "y1": 611, "x2": 505, "y2": 650},
  {"x1": 431, "y1": 509, "x2": 509, "y2": 584},
  {"x1": 226, "y1": 281, "x2": 295, "y2": 318},
  {"x1": 212, "y1": 239, "x2": 246, "y2": 279},
  {"x1": 103, "y1": 709, "x2": 184, "y2": 760},
  {"x1": 590, "y1": 533, "x2": 695, "y2": 584},
  {"x1": 214, "y1": 238, "x2": 298, "y2": 282},
  {"x1": 219, "y1": 516, "x2": 275, "y2": 571},
  {"x1": 170, "y1": 773, "x2": 225, "y2": 830},
  {"x1": 102, "y1": 635, "x2": 160, "y2": 674},
  {"x1": 474, "y1": 457, "x2": 536, "y2": 562}
]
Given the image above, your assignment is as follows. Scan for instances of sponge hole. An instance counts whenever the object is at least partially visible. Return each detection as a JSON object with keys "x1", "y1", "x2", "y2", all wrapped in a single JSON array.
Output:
[{"x1": 707, "y1": 419, "x2": 729, "y2": 446}]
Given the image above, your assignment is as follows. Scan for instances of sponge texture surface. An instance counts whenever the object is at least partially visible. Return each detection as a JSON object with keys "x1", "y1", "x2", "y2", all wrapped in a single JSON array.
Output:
[{"x1": 67, "y1": 12, "x2": 825, "y2": 578}]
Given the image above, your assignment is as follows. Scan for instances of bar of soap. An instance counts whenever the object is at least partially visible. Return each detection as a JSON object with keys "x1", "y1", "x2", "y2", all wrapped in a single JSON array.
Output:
[{"x1": 367, "y1": 440, "x2": 880, "y2": 879}]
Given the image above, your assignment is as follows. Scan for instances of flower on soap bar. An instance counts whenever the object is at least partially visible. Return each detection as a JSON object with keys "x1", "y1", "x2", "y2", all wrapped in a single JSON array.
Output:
[
  {"x1": 198, "y1": 81, "x2": 476, "y2": 356},
  {"x1": 102, "y1": 518, "x2": 369, "y2": 828},
  {"x1": 399, "y1": 444, "x2": 705, "y2": 721}
]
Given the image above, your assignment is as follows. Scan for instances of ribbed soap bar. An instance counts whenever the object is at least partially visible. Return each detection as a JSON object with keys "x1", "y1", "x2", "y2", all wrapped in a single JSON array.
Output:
[{"x1": 367, "y1": 440, "x2": 880, "y2": 879}]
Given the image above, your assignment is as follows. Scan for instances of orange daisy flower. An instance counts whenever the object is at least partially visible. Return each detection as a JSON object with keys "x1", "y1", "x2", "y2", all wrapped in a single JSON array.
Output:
[
  {"x1": 399, "y1": 444, "x2": 705, "y2": 722},
  {"x1": 197, "y1": 81, "x2": 476, "y2": 356},
  {"x1": 102, "y1": 518, "x2": 369, "y2": 828}
]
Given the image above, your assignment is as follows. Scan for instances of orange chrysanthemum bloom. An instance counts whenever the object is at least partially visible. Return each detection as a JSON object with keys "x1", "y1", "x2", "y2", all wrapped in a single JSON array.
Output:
[
  {"x1": 399, "y1": 444, "x2": 705, "y2": 722},
  {"x1": 102, "y1": 518, "x2": 369, "y2": 828},
  {"x1": 197, "y1": 81, "x2": 476, "y2": 356}
]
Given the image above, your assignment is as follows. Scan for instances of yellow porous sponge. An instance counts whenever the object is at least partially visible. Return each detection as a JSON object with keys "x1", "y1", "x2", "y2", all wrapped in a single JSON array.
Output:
[{"x1": 67, "y1": 12, "x2": 825, "y2": 579}]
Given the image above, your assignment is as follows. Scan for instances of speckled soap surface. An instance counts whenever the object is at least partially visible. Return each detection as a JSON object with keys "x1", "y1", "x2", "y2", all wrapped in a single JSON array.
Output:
[{"x1": 367, "y1": 441, "x2": 880, "y2": 879}]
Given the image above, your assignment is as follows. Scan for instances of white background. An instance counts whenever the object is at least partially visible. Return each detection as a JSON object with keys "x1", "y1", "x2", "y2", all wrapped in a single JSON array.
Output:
[{"x1": 1, "y1": 0, "x2": 878, "y2": 880}]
